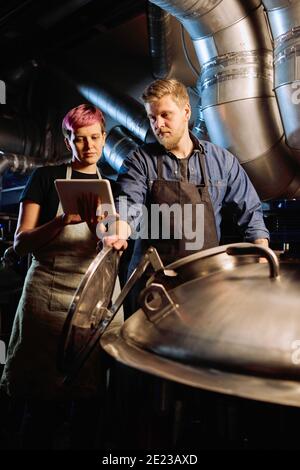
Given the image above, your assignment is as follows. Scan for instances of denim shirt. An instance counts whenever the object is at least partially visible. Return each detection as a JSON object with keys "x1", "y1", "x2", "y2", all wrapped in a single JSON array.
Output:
[{"x1": 114, "y1": 135, "x2": 269, "y2": 242}]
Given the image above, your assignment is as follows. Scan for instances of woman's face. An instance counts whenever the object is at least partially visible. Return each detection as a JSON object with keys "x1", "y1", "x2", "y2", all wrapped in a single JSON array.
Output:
[{"x1": 66, "y1": 122, "x2": 106, "y2": 168}]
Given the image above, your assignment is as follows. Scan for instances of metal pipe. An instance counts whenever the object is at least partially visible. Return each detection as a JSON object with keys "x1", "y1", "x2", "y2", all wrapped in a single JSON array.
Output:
[
  {"x1": 150, "y1": 0, "x2": 300, "y2": 200},
  {"x1": 103, "y1": 126, "x2": 142, "y2": 174},
  {"x1": 262, "y1": 1, "x2": 300, "y2": 153},
  {"x1": 0, "y1": 152, "x2": 70, "y2": 176},
  {"x1": 147, "y1": 2, "x2": 173, "y2": 79},
  {"x1": 78, "y1": 84, "x2": 154, "y2": 144},
  {"x1": 0, "y1": 114, "x2": 41, "y2": 156}
]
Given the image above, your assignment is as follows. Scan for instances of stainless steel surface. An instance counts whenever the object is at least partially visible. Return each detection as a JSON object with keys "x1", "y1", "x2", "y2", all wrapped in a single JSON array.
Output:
[
  {"x1": 263, "y1": 0, "x2": 300, "y2": 155},
  {"x1": 59, "y1": 246, "x2": 167, "y2": 383},
  {"x1": 0, "y1": 152, "x2": 70, "y2": 175},
  {"x1": 226, "y1": 243, "x2": 280, "y2": 278},
  {"x1": 200, "y1": 51, "x2": 274, "y2": 108},
  {"x1": 77, "y1": 84, "x2": 154, "y2": 143},
  {"x1": 102, "y1": 243, "x2": 300, "y2": 407},
  {"x1": 150, "y1": 0, "x2": 299, "y2": 200},
  {"x1": 148, "y1": 3, "x2": 173, "y2": 79},
  {"x1": 59, "y1": 246, "x2": 120, "y2": 373},
  {"x1": 193, "y1": 6, "x2": 272, "y2": 62},
  {"x1": 0, "y1": 114, "x2": 41, "y2": 156},
  {"x1": 102, "y1": 126, "x2": 141, "y2": 173},
  {"x1": 101, "y1": 329, "x2": 300, "y2": 408},
  {"x1": 264, "y1": 0, "x2": 300, "y2": 39},
  {"x1": 273, "y1": 26, "x2": 300, "y2": 150},
  {"x1": 151, "y1": 0, "x2": 261, "y2": 39}
]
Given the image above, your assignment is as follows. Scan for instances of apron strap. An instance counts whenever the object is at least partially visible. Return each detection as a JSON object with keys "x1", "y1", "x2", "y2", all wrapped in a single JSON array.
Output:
[
  {"x1": 198, "y1": 149, "x2": 209, "y2": 187},
  {"x1": 157, "y1": 155, "x2": 163, "y2": 179},
  {"x1": 67, "y1": 164, "x2": 102, "y2": 180}
]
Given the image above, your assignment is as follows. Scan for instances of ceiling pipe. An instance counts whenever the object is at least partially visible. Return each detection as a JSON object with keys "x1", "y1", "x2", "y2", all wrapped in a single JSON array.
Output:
[
  {"x1": 78, "y1": 83, "x2": 155, "y2": 144},
  {"x1": 147, "y1": 2, "x2": 173, "y2": 79},
  {"x1": 262, "y1": 0, "x2": 300, "y2": 157},
  {"x1": 150, "y1": 0, "x2": 300, "y2": 200},
  {"x1": 102, "y1": 125, "x2": 142, "y2": 175},
  {"x1": 0, "y1": 114, "x2": 41, "y2": 156},
  {"x1": 0, "y1": 152, "x2": 70, "y2": 176}
]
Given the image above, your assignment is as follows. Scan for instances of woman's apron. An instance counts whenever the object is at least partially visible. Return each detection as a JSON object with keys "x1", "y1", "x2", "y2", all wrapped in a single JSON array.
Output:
[{"x1": 0, "y1": 165, "x2": 122, "y2": 399}]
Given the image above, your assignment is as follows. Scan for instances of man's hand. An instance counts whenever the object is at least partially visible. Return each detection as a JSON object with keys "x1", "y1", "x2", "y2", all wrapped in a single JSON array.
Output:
[
  {"x1": 100, "y1": 219, "x2": 131, "y2": 252},
  {"x1": 103, "y1": 235, "x2": 128, "y2": 251},
  {"x1": 253, "y1": 238, "x2": 269, "y2": 248},
  {"x1": 253, "y1": 238, "x2": 269, "y2": 263}
]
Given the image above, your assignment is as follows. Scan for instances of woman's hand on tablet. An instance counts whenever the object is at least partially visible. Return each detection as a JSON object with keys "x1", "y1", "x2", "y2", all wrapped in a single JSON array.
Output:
[
  {"x1": 61, "y1": 213, "x2": 83, "y2": 225},
  {"x1": 77, "y1": 192, "x2": 103, "y2": 234}
]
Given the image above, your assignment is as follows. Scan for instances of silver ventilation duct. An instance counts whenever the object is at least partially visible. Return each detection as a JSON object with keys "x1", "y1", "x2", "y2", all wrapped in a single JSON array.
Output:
[
  {"x1": 150, "y1": 0, "x2": 300, "y2": 200},
  {"x1": 0, "y1": 152, "x2": 70, "y2": 176},
  {"x1": 0, "y1": 114, "x2": 41, "y2": 156},
  {"x1": 102, "y1": 126, "x2": 142, "y2": 174},
  {"x1": 78, "y1": 84, "x2": 155, "y2": 144},
  {"x1": 262, "y1": 1, "x2": 300, "y2": 154},
  {"x1": 147, "y1": 3, "x2": 173, "y2": 79}
]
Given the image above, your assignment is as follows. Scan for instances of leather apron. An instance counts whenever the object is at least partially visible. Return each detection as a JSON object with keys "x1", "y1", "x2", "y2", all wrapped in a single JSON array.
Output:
[{"x1": 0, "y1": 165, "x2": 122, "y2": 399}]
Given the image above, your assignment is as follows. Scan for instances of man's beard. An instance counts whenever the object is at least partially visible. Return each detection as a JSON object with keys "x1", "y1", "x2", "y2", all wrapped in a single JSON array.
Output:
[{"x1": 156, "y1": 126, "x2": 185, "y2": 150}]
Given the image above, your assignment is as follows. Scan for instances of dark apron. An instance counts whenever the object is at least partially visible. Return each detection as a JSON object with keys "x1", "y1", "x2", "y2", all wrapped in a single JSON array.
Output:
[
  {"x1": 124, "y1": 147, "x2": 219, "y2": 318},
  {"x1": 146, "y1": 148, "x2": 219, "y2": 263}
]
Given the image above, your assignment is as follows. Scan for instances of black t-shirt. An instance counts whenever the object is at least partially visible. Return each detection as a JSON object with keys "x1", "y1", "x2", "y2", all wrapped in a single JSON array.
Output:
[{"x1": 20, "y1": 164, "x2": 102, "y2": 226}]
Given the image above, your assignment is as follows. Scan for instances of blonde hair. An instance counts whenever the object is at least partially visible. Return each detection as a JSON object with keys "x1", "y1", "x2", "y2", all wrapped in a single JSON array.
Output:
[{"x1": 142, "y1": 79, "x2": 190, "y2": 107}]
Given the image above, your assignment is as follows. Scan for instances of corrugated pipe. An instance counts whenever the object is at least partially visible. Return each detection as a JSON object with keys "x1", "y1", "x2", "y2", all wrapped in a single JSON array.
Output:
[
  {"x1": 0, "y1": 114, "x2": 41, "y2": 156},
  {"x1": 0, "y1": 152, "x2": 70, "y2": 176},
  {"x1": 147, "y1": 2, "x2": 173, "y2": 78},
  {"x1": 150, "y1": 0, "x2": 300, "y2": 200},
  {"x1": 102, "y1": 126, "x2": 142, "y2": 174},
  {"x1": 262, "y1": 1, "x2": 300, "y2": 155},
  {"x1": 192, "y1": 94, "x2": 209, "y2": 140},
  {"x1": 78, "y1": 84, "x2": 155, "y2": 144}
]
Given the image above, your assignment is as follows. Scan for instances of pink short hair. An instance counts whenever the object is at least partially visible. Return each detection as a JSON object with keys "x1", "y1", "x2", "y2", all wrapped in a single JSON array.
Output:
[{"x1": 62, "y1": 104, "x2": 105, "y2": 138}]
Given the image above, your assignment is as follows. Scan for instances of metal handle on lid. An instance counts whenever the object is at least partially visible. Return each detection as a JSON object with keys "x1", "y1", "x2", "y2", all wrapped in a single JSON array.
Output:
[
  {"x1": 140, "y1": 283, "x2": 180, "y2": 323},
  {"x1": 226, "y1": 243, "x2": 280, "y2": 279}
]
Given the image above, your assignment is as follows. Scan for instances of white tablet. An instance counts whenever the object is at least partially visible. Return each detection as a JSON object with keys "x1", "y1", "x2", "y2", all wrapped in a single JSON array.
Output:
[{"x1": 54, "y1": 179, "x2": 117, "y2": 216}]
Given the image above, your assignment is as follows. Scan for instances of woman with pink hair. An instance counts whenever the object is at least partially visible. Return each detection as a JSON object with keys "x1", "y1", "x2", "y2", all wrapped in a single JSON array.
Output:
[{"x1": 0, "y1": 104, "x2": 112, "y2": 448}]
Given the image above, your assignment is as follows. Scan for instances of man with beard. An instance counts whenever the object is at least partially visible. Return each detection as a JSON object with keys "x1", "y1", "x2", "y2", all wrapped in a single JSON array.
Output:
[{"x1": 103, "y1": 78, "x2": 269, "y2": 317}]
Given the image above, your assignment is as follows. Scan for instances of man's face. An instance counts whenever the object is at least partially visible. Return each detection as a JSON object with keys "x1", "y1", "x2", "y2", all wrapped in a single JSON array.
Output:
[
  {"x1": 145, "y1": 94, "x2": 191, "y2": 150},
  {"x1": 65, "y1": 122, "x2": 105, "y2": 166}
]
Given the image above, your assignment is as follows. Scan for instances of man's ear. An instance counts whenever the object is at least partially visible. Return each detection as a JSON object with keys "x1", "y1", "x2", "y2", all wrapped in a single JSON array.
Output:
[
  {"x1": 184, "y1": 102, "x2": 191, "y2": 121},
  {"x1": 64, "y1": 137, "x2": 71, "y2": 152}
]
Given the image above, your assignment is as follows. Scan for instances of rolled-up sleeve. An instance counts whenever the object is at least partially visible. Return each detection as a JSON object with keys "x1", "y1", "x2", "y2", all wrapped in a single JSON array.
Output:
[{"x1": 224, "y1": 153, "x2": 270, "y2": 241}]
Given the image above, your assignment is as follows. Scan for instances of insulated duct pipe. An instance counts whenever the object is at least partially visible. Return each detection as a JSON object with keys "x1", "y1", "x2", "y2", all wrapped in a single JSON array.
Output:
[
  {"x1": 0, "y1": 152, "x2": 70, "y2": 176},
  {"x1": 0, "y1": 114, "x2": 41, "y2": 156},
  {"x1": 102, "y1": 126, "x2": 142, "y2": 174},
  {"x1": 147, "y1": 2, "x2": 173, "y2": 78},
  {"x1": 147, "y1": 4, "x2": 209, "y2": 138},
  {"x1": 150, "y1": 0, "x2": 300, "y2": 200},
  {"x1": 78, "y1": 84, "x2": 154, "y2": 144},
  {"x1": 262, "y1": 0, "x2": 300, "y2": 153}
]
